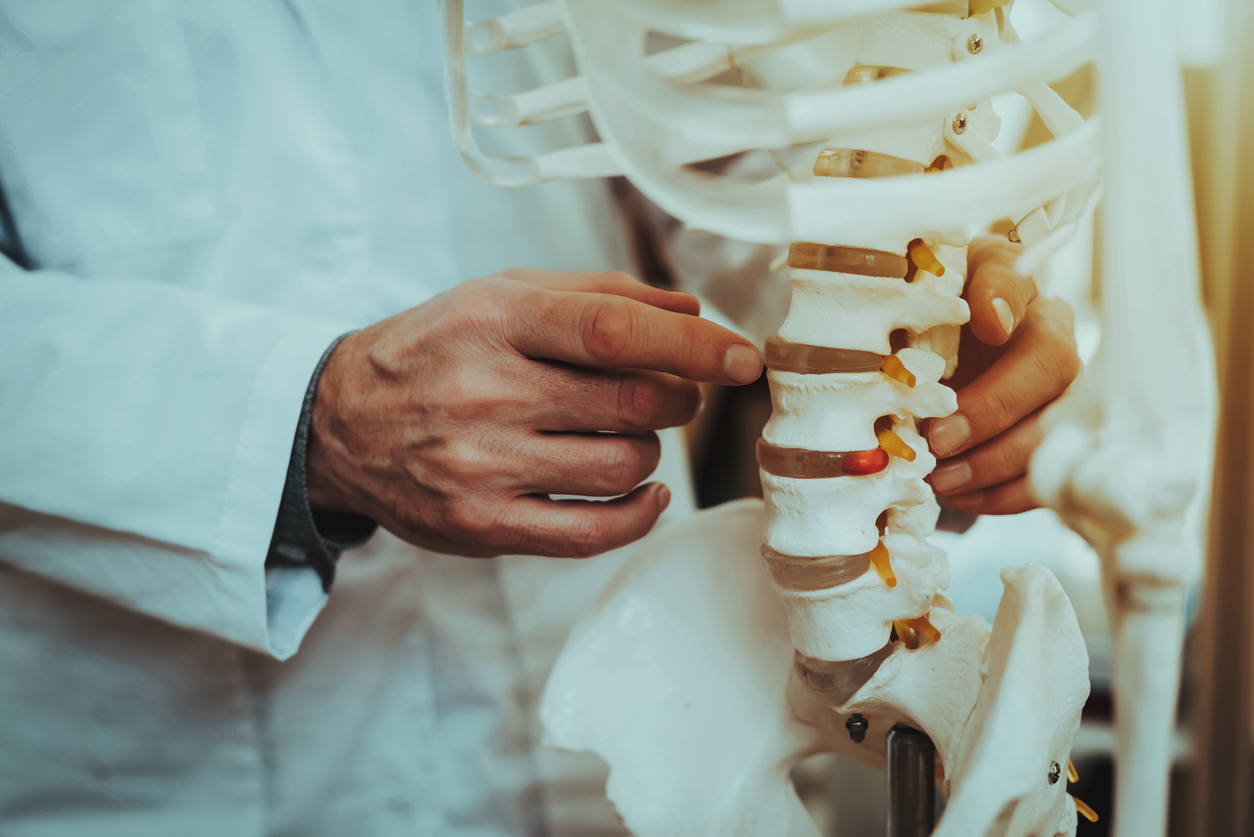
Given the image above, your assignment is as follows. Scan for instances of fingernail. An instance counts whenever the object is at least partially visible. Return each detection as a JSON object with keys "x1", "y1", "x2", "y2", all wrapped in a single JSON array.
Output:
[
  {"x1": 928, "y1": 461, "x2": 972, "y2": 494},
  {"x1": 992, "y1": 297, "x2": 1015, "y2": 336},
  {"x1": 655, "y1": 483, "x2": 672, "y2": 513},
  {"x1": 723, "y1": 344, "x2": 762, "y2": 384},
  {"x1": 929, "y1": 414, "x2": 971, "y2": 456}
]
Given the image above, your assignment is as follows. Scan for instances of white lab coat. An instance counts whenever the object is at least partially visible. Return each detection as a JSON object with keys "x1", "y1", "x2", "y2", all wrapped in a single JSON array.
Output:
[{"x1": 0, "y1": 2, "x2": 694, "y2": 835}]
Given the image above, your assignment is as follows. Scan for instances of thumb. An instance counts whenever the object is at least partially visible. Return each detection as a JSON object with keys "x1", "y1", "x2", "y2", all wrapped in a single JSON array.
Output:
[{"x1": 964, "y1": 237, "x2": 1037, "y2": 346}]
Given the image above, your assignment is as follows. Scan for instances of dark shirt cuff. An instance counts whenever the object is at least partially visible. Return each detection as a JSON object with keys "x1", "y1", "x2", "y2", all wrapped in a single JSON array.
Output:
[{"x1": 266, "y1": 333, "x2": 377, "y2": 592}]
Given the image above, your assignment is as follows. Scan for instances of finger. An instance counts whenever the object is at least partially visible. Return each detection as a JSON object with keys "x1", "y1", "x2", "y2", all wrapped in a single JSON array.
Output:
[
  {"x1": 533, "y1": 368, "x2": 702, "y2": 432},
  {"x1": 508, "y1": 288, "x2": 762, "y2": 385},
  {"x1": 943, "y1": 475, "x2": 1038, "y2": 515},
  {"x1": 499, "y1": 268, "x2": 701, "y2": 316},
  {"x1": 927, "y1": 408, "x2": 1044, "y2": 496},
  {"x1": 493, "y1": 482, "x2": 672, "y2": 558},
  {"x1": 964, "y1": 236, "x2": 1038, "y2": 346},
  {"x1": 522, "y1": 432, "x2": 662, "y2": 496},
  {"x1": 928, "y1": 297, "x2": 1079, "y2": 458}
]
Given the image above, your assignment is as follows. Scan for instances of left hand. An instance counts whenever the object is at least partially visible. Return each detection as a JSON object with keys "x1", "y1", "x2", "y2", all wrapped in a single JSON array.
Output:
[{"x1": 923, "y1": 236, "x2": 1081, "y2": 514}]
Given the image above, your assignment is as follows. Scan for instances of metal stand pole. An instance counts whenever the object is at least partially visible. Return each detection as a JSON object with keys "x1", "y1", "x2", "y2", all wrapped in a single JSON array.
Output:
[{"x1": 886, "y1": 723, "x2": 935, "y2": 837}]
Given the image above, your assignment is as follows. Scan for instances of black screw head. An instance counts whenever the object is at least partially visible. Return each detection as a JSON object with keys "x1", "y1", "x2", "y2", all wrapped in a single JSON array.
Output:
[
  {"x1": 845, "y1": 713, "x2": 868, "y2": 744},
  {"x1": 1048, "y1": 760, "x2": 1062, "y2": 785}
]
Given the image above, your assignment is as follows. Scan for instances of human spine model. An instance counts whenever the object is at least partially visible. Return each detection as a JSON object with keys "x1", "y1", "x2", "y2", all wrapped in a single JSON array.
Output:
[
  {"x1": 763, "y1": 13, "x2": 978, "y2": 713},
  {"x1": 755, "y1": 14, "x2": 1095, "y2": 828}
]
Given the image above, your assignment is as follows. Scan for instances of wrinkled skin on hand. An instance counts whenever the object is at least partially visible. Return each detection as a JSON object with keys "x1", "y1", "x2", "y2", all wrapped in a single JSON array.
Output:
[
  {"x1": 925, "y1": 237, "x2": 1082, "y2": 514},
  {"x1": 306, "y1": 269, "x2": 762, "y2": 558}
]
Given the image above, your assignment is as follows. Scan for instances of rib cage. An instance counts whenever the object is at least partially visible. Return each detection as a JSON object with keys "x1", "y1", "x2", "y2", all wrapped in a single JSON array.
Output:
[{"x1": 441, "y1": 0, "x2": 1096, "y2": 269}]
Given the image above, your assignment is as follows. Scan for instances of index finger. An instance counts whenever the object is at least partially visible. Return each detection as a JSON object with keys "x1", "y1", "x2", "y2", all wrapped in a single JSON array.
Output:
[
  {"x1": 508, "y1": 287, "x2": 762, "y2": 385},
  {"x1": 499, "y1": 268, "x2": 701, "y2": 316}
]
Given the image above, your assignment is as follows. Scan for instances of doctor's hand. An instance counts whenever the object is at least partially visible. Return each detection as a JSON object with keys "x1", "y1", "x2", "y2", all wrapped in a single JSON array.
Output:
[
  {"x1": 305, "y1": 270, "x2": 762, "y2": 558},
  {"x1": 925, "y1": 237, "x2": 1081, "y2": 515}
]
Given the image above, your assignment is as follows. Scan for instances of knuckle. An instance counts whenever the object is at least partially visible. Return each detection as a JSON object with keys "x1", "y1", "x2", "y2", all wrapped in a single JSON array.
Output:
[
  {"x1": 580, "y1": 299, "x2": 635, "y2": 364},
  {"x1": 617, "y1": 375, "x2": 662, "y2": 429},
  {"x1": 1013, "y1": 273, "x2": 1038, "y2": 308},
  {"x1": 434, "y1": 375, "x2": 505, "y2": 424},
  {"x1": 601, "y1": 442, "x2": 645, "y2": 492},
  {"x1": 969, "y1": 239, "x2": 1015, "y2": 279},
  {"x1": 983, "y1": 383, "x2": 1022, "y2": 431},
  {"x1": 452, "y1": 277, "x2": 496, "y2": 308},
  {"x1": 1057, "y1": 342, "x2": 1082, "y2": 386},
  {"x1": 494, "y1": 266, "x2": 536, "y2": 284},
  {"x1": 448, "y1": 278, "x2": 511, "y2": 332},
  {"x1": 440, "y1": 437, "x2": 490, "y2": 480},
  {"x1": 1038, "y1": 327, "x2": 1081, "y2": 390},
  {"x1": 446, "y1": 501, "x2": 492, "y2": 541},
  {"x1": 983, "y1": 439, "x2": 1028, "y2": 484},
  {"x1": 675, "y1": 381, "x2": 702, "y2": 423},
  {"x1": 639, "y1": 433, "x2": 662, "y2": 474},
  {"x1": 567, "y1": 515, "x2": 614, "y2": 558},
  {"x1": 603, "y1": 270, "x2": 638, "y2": 287}
]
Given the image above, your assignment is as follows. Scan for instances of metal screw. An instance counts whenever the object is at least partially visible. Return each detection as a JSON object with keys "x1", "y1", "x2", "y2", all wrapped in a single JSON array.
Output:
[
  {"x1": 952, "y1": 112, "x2": 968, "y2": 134},
  {"x1": 967, "y1": 33, "x2": 983, "y2": 54},
  {"x1": 1048, "y1": 761, "x2": 1062, "y2": 785},
  {"x1": 846, "y1": 713, "x2": 868, "y2": 744}
]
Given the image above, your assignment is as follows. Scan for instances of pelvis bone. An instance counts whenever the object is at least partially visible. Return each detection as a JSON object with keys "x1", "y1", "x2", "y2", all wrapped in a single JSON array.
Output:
[{"x1": 540, "y1": 500, "x2": 1090, "y2": 837}]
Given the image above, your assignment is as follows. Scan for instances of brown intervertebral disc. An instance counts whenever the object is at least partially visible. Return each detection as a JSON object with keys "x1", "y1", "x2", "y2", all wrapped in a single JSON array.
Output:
[
  {"x1": 761, "y1": 545, "x2": 872, "y2": 591},
  {"x1": 787, "y1": 242, "x2": 909, "y2": 278},
  {"x1": 757, "y1": 439, "x2": 889, "y2": 479},
  {"x1": 764, "y1": 337, "x2": 884, "y2": 374}
]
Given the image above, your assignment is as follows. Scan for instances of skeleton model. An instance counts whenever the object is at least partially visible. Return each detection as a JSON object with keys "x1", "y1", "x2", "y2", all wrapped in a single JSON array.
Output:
[{"x1": 442, "y1": 0, "x2": 1215, "y2": 835}]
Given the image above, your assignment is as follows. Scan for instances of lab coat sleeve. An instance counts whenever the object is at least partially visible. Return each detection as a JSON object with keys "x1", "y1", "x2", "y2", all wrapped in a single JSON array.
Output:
[{"x1": 0, "y1": 257, "x2": 358, "y2": 659}]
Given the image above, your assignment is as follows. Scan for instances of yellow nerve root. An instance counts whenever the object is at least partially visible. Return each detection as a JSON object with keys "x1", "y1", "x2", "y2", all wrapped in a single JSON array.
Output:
[
  {"x1": 876, "y1": 426, "x2": 917, "y2": 462},
  {"x1": 902, "y1": 616, "x2": 941, "y2": 644},
  {"x1": 907, "y1": 239, "x2": 945, "y2": 277},
  {"x1": 869, "y1": 539, "x2": 896, "y2": 588},
  {"x1": 881, "y1": 354, "x2": 917, "y2": 387},
  {"x1": 1067, "y1": 759, "x2": 1079, "y2": 784},
  {"x1": 1073, "y1": 796, "x2": 1099, "y2": 823},
  {"x1": 892, "y1": 620, "x2": 916, "y2": 650}
]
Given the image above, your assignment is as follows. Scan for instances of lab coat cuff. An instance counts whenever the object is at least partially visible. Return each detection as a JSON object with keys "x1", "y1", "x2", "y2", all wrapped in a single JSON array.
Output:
[{"x1": 212, "y1": 319, "x2": 356, "y2": 660}]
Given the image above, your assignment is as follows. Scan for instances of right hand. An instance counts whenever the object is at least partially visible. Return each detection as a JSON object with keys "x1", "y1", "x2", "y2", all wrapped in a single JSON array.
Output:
[{"x1": 305, "y1": 269, "x2": 762, "y2": 558}]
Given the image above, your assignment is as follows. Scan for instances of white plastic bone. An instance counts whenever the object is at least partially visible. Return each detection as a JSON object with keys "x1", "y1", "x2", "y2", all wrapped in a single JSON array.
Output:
[
  {"x1": 775, "y1": 533, "x2": 948, "y2": 661},
  {"x1": 1029, "y1": 0, "x2": 1217, "y2": 834},
  {"x1": 932, "y1": 565, "x2": 1091, "y2": 837},
  {"x1": 777, "y1": 272, "x2": 969, "y2": 353},
  {"x1": 762, "y1": 353, "x2": 956, "y2": 451},
  {"x1": 541, "y1": 501, "x2": 1089, "y2": 837},
  {"x1": 762, "y1": 458, "x2": 936, "y2": 558}
]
